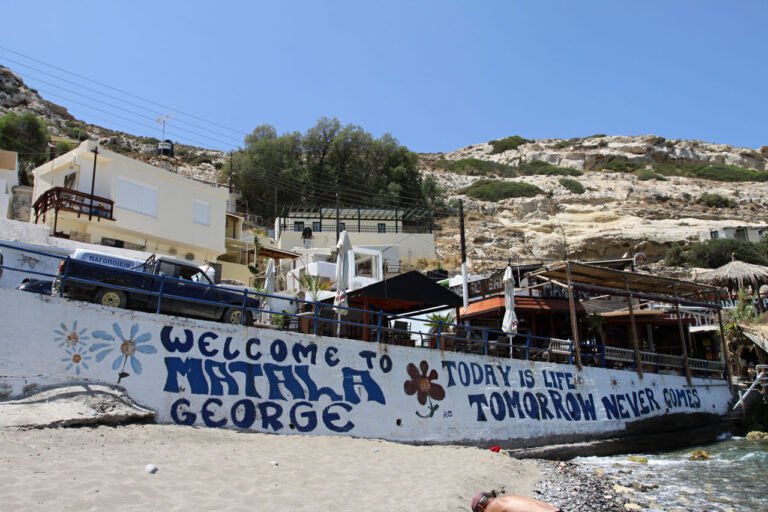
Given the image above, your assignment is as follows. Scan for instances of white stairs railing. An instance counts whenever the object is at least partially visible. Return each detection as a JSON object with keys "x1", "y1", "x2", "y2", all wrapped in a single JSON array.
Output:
[{"x1": 732, "y1": 364, "x2": 768, "y2": 411}]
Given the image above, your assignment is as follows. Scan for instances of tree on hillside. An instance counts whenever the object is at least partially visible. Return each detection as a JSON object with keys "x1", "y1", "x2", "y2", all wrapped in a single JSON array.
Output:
[
  {"x1": 0, "y1": 112, "x2": 49, "y2": 184},
  {"x1": 228, "y1": 118, "x2": 433, "y2": 221},
  {"x1": 686, "y1": 239, "x2": 768, "y2": 268}
]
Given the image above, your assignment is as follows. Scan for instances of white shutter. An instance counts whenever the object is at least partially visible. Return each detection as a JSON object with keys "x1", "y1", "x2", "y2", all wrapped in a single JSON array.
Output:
[
  {"x1": 116, "y1": 178, "x2": 158, "y2": 217},
  {"x1": 193, "y1": 200, "x2": 210, "y2": 226}
]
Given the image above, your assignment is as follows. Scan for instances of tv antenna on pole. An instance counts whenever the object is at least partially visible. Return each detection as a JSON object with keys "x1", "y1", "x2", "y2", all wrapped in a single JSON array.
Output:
[{"x1": 156, "y1": 114, "x2": 174, "y2": 140}]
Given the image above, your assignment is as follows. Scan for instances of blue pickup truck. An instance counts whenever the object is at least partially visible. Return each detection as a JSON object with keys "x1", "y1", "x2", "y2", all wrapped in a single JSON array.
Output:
[{"x1": 53, "y1": 253, "x2": 259, "y2": 325}]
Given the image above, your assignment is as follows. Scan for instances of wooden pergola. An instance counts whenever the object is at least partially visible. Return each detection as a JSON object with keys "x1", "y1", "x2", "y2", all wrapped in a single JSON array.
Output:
[{"x1": 527, "y1": 261, "x2": 730, "y2": 384}]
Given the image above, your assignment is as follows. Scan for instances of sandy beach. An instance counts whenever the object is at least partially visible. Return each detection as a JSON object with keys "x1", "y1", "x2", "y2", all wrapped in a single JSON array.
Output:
[{"x1": 0, "y1": 424, "x2": 541, "y2": 512}]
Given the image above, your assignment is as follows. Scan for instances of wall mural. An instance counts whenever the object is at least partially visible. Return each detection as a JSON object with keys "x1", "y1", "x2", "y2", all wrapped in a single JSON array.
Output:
[
  {"x1": 404, "y1": 361, "x2": 445, "y2": 418},
  {"x1": 0, "y1": 285, "x2": 724, "y2": 443}
]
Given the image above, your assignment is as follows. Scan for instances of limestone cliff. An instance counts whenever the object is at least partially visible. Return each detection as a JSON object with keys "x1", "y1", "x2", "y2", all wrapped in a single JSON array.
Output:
[{"x1": 423, "y1": 135, "x2": 768, "y2": 267}]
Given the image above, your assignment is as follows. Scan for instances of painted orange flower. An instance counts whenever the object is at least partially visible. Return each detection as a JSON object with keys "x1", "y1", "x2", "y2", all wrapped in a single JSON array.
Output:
[{"x1": 404, "y1": 361, "x2": 445, "y2": 406}]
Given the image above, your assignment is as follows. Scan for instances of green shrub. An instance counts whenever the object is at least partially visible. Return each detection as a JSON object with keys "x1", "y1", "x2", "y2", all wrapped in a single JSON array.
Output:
[
  {"x1": 653, "y1": 162, "x2": 768, "y2": 182},
  {"x1": 186, "y1": 154, "x2": 214, "y2": 166},
  {"x1": 686, "y1": 239, "x2": 768, "y2": 268},
  {"x1": 664, "y1": 243, "x2": 684, "y2": 266},
  {"x1": 559, "y1": 177, "x2": 585, "y2": 194},
  {"x1": 461, "y1": 179, "x2": 543, "y2": 201},
  {"x1": 635, "y1": 169, "x2": 667, "y2": 181},
  {"x1": 488, "y1": 135, "x2": 531, "y2": 154},
  {"x1": 697, "y1": 193, "x2": 736, "y2": 208},
  {"x1": 554, "y1": 138, "x2": 579, "y2": 149},
  {"x1": 600, "y1": 159, "x2": 643, "y2": 173},
  {"x1": 554, "y1": 135, "x2": 607, "y2": 149},
  {"x1": 55, "y1": 141, "x2": 73, "y2": 156},
  {"x1": 137, "y1": 136, "x2": 160, "y2": 145},
  {"x1": 520, "y1": 160, "x2": 582, "y2": 176},
  {"x1": 433, "y1": 158, "x2": 517, "y2": 177},
  {"x1": 62, "y1": 125, "x2": 86, "y2": 141},
  {"x1": 688, "y1": 163, "x2": 768, "y2": 182}
]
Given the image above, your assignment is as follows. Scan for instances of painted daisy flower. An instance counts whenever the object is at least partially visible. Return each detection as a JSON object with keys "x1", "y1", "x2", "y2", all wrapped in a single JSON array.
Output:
[
  {"x1": 62, "y1": 345, "x2": 91, "y2": 375},
  {"x1": 90, "y1": 323, "x2": 156, "y2": 375},
  {"x1": 53, "y1": 321, "x2": 89, "y2": 349}
]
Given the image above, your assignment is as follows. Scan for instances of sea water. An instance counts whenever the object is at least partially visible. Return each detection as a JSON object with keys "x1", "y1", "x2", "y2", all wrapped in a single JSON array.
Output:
[{"x1": 573, "y1": 435, "x2": 768, "y2": 511}]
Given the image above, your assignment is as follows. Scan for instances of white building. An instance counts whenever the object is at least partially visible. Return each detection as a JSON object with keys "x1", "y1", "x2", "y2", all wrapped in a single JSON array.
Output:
[
  {"x1": 275, "y1": 207, "x2": 436, "y2": 266},
  {"x1": 30, "y1": 140, "x2": 229, "y2": 267},
  {"x1": 699, "y1": 226, "x2": 768, "y2": 243},
  {"x1": 0, "y1": 149, "x2": 18, "y2": 219}
]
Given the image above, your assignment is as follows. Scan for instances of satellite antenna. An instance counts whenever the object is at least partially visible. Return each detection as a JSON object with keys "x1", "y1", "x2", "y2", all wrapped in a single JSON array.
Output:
[{"x1": 156, "y1": 113, "x2": 174, "y2": 140}]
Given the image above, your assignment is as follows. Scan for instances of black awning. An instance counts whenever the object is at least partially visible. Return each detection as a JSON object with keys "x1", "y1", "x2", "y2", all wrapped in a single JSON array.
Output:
[{"x1": 345, "y1": 271, "x2": 463, "y2": 315}]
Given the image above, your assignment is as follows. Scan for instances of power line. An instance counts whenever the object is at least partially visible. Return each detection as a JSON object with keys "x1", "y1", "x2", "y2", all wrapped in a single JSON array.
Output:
[
  {"x1": 0, "y1": 45, "x2": 245, "y2": 137},
  {"x1": 30, "y1": 87, "x2": 223, "y2": 150},
  {"x1": 235, "y1": 165, "x2": 430, "y2": 209},
  {"x1": 0, "y1": 55, "x2": 243, "y2": 145},
  {"x1": 6, "y1": 67, "x2": 241, "y2": 148},
  {"x1": 0, "y1": 47, "x2": 436, "y2": 211}
]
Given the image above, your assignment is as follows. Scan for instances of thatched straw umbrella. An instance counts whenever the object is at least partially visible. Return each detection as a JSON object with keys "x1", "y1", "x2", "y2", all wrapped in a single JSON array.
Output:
[{"x1": 696, "y1": 259, "x2": 768, "y2": 291}]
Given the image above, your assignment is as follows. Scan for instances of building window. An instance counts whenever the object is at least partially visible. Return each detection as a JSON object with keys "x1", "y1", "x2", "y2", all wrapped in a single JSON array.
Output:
[
  {"x1": 101, "y1": 237, "x2": 125, "y2": 248},
  {"x1": 710, "y1": 230, "x2": 719, "y2": 239},
  {"x1": 312, "y1": 221, "x2": 322, "y2": 232},
  {"x1": 63, "y1": 172, "x2": 77, "y2": 189},
  {"x1": 735, "y1": 228, "x2": 747, "y2": 241},
  {"x1": 293, "y1": 221, "x2": 304, "y2": 232},
  {"x1": 378, "y1": 223, "x2": 386, "y2": 233},
  {"x1": 339, "y1": 222, "x2": 346, "y2": 232},
  {"x1": 116, "y1": 177, "x2": 158, "y2": 217},
  {"x1": 193, "y1": 200, "x2": 210, "y2": 226}
]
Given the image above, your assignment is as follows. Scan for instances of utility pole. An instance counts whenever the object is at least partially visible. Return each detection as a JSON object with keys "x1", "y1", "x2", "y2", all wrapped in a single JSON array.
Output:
[
  {"x1": 459, "y1": 199, "x2": 469, "y2": 309},
  {"x1": 228, "y1": 152, "x2": 233, "y2": 193},
  {"x1": 335, "y1": 182, "x2": 341, "y2": 242},
  {"x1": 88, "y1": 147, "x2": 98, "y2": 221},
  {"x1": 274, "y1": 185, "x2": 278, "y2": 220},
  {"x1": 156, "y1": 114, "x2": 173, "y2": 140}
]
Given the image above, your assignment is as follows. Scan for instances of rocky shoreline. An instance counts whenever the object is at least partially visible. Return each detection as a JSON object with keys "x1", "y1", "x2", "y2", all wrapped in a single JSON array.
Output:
[{"x1": 534, "y1": 460, "x2": 630, "y2": 512}]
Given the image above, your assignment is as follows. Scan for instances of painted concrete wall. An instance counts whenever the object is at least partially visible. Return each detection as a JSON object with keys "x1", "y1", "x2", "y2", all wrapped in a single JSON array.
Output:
[
  {"x1": 0, "y1": 288, "x2": 732, "y2": 445},
  {"x1": 31, "y1": 141, "x2": 228, "y2": 261}
]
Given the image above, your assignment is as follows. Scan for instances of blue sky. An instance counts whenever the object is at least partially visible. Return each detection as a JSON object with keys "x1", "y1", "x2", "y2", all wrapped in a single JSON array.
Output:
[{"x1": 1, "y1": 1, "x2": 765, "y2": 153}]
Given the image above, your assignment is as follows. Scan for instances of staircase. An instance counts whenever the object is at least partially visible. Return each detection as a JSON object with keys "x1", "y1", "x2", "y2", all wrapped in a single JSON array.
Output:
[{"x1": 731, "y1": 364, "x2": 768, "y2": 413}]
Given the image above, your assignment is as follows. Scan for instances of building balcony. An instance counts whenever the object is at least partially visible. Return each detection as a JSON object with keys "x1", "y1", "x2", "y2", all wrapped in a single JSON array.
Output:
[{"x1": 33, "y1": 187, "x2": 115, "y2": 225}]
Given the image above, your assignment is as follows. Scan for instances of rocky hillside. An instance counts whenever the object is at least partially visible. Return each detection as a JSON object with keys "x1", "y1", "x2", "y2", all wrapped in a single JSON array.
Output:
[
  {"x1": 423, "y1": 135, "x2": 768, "y2": 267},
  {"x1": 0, "y1": 65, "x2": 223, "y2": 183}
]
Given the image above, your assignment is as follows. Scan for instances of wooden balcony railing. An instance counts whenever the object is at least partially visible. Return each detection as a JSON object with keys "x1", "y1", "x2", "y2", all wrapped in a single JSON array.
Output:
[{"x1": 33, "y1": 187, "x2": 115, "y2": 224}]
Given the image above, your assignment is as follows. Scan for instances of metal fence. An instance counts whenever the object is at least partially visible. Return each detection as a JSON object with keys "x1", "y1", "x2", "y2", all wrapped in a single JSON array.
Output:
[{"x1": 0, "y1": 241, "x2": 725, "y2": 380}]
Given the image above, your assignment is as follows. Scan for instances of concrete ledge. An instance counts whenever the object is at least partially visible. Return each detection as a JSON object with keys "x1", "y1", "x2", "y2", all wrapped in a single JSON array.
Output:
[{"x1": 0, "y1": 384, "x2": 155, "y2": 428}]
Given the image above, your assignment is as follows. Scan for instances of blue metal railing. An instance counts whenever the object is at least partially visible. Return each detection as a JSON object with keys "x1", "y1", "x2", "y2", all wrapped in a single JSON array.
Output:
[{"x1": 0, "y1": 241, "x2": 726, "y2": 377}]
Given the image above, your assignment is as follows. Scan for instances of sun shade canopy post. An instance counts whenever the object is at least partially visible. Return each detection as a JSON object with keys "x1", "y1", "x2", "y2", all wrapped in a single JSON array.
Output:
[
  {"x1": 624, "y1": 276, "x2": 644, "y2": 379},
  {"x1": 565, "y1": 262, "x2": 583, "y2": 370},
  {"x1": 715, "y1": 289, "x2": 733, "y2": 389},
  {"x1": 673, "y1": 284, "x2": 692, "y2": 386}
]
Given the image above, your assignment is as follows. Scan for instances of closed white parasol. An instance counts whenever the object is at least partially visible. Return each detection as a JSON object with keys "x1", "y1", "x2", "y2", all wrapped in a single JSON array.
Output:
[
  {"x1": 501, "y1": 266, "x2": 518, "y2": 334},
  {"x1": 334, "y1": 231, "x2": 352, "y2": 334},
  {"x1": 261, "y1": 258, "x2": 275, "y2": 324}
]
